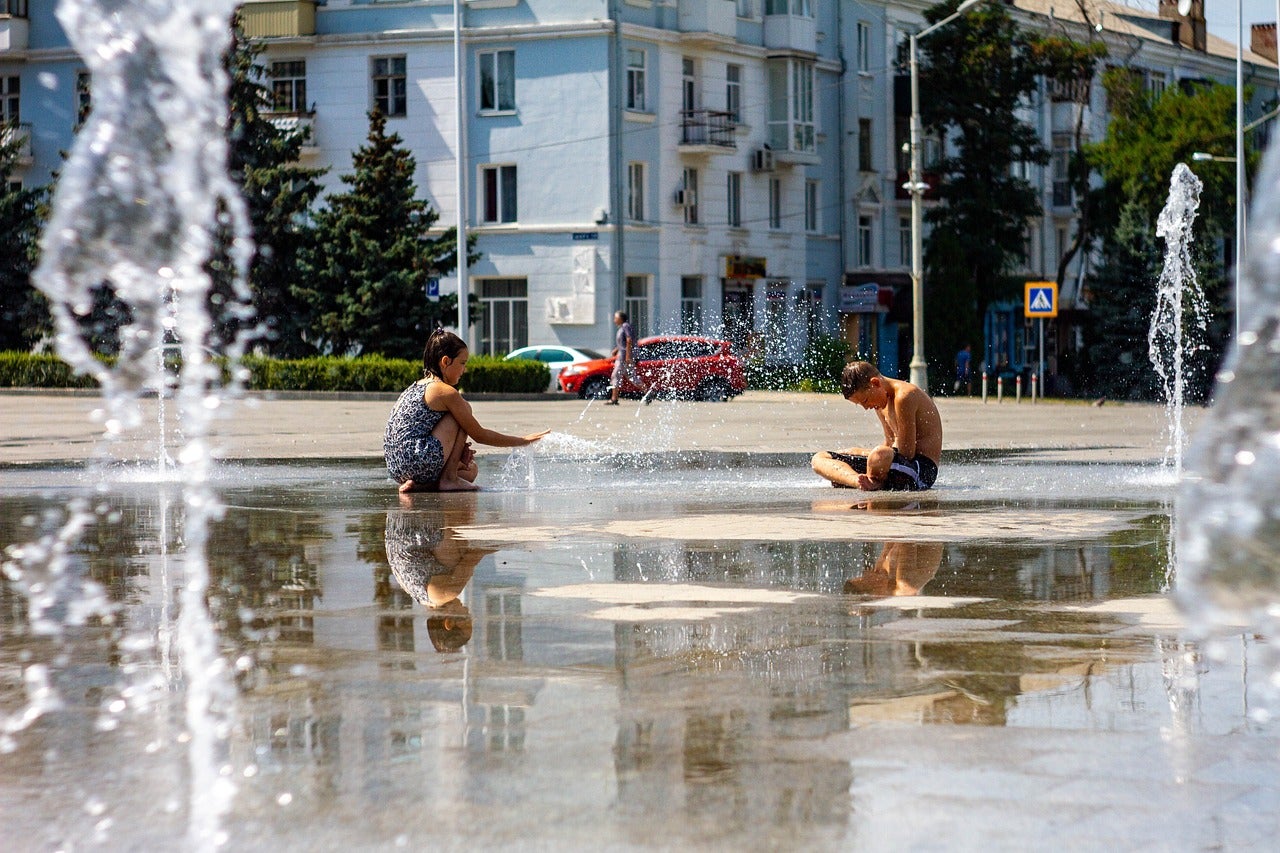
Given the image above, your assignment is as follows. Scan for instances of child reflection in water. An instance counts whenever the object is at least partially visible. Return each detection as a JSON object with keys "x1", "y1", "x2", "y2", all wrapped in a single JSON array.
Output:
[
  {"x1": 384, "y1": 495, "x2": 494, "y2": 652},
  {"x1": 844, "y1": 540, "x2": 945, "y2": 597}
]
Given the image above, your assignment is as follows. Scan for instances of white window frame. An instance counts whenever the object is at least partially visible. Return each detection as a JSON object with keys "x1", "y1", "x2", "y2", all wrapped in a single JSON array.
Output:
[
  {"x1": 371, "y1": 55, "x2": 407, "y2": 117},
  {"x1": 899, "y1": 216, "x2": 912, "y2": 268},
  {"x1": 804, "y1": 180, "x2": 818, "y2": 232},
  {"x1": 683, "y1": 167, "x2": 699, "y2": 226},
  {"x1": 857, "y1": 215, "x2": 874, "y2": 267},
  {"x1": 478, "y1": 49, "x2": 516, "y2": 113},
  {"x1": 726, "y1": 64, "x2": 742, "y2": 123},
  {"x1": 768, "y1": 58, "x2": 814, "y2": 153},
  {"x1": 626, "y1": 48, "x2": 647, "y2": 112},
  {"x1": 624, "y1": 275, "x2": 651, "y2": 337},
  {"x1": 477, "y1": 278, "x2": 529, "y2": 355},
  {"x1": 857, "y1": 22, "x2": 871, "y2": 73},
  {"x1": 628, "y1": 161, "x2": 646, "y2": 222},
  {"x1": 270, "y1": 59, "x2": 307, "y2": 113},
  {"x1": 479, "y1": 164, "x2": 518, "y2": 224},
  {"x1": 765, "y1": 0, "x2": 812, "y2": 16},
  {"x1": 1, "y1": 75, "x2": 19, "y2": 124},
  {"x1": 681, "y1": 276, "x2": 704, "y2": 334},
  {"x1": 682, "y1": 57, "x2": 698, "y2": 113},
  {"x1": 727, "y1": 171, "x2": 743, "y2": 228},
  {"x1": 768, "y1": 178, "x2": 782, "y2": 230}
]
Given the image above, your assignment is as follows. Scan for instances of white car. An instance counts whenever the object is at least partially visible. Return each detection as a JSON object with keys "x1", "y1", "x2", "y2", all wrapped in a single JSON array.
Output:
[{"x1": 504, "y1": 345, "x2": 609, "y2": 392}]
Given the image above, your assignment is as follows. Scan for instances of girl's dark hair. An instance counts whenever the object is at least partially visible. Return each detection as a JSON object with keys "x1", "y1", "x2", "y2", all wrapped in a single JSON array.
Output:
[{"x1": 422, "y1": 328, "x2": 468, "y2": 379}]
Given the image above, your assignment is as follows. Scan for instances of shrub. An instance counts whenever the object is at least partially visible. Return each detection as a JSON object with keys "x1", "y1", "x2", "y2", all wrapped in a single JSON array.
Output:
[{"x1": 0, "y1": 351, "x2": 550, "y2": 393}]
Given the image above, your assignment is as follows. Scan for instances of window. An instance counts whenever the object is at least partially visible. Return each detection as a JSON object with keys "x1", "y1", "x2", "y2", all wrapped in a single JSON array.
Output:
[
  {"x1": 857, "y1": 22, "x2": 871, "y2": 73},
  {"x1": 372, "y1": 56, "x2": 407, "y2": 117},
  {"x1": 768, "y1": 58, "x2": 814, "y2": 153},
  {"x1": 858, "y1": 118, "x2": 872, "y2": 172},
  {"x1": 736, "y1": 0, "x2": 754, "y2": 17},
  {"x1": 625, "y1": 275, "x2": 650, "y2": 337},
  {"x1": 480, "y1": 165, "x2": 518, "y2": 224},
  {"x1": 899, "y1": 216, "x2": 912, "y2": 267},
  {"x1": 477, "y1": 279, "x2": 528, "y2": 355},
  {"x1": 804, "y1": 180, "x2": 818, "y2": 232},
  {"x1": 857, "y1": 216, "x2": 873, "y2": 266},
  {"x1": 682, "y1": 167, "x2": 699, "y2": 225},
  {"x1": 1, "y1": 76, "x2": 18, "y2": 124},
  {"x1": 75, "y1": 71, "x2": 91, "y2": 128},
  {"x1": 681, "y1": 276, "x2": 703, "y2": 334},
  {"x1": 479, "y1": 49, "x2": 515, "y2": 112},
  {"x1": 1052, "y1": 134, "x2": 1073, "y2": 207},
  {"x1": 1, "y1": 1, "x2": 28, "y2": 16},
  {"x1": 270, "y1": 60, "x2": 307, "y2": 113},
  {"x1": 1145, "y1": 70, "x2": 1167, "y2": 101},
  {"x1": 768, "y1": 178, "x2": 781, "y2": 229},
  {"x1": 726, "y1": 64, "x2": 742, "y2": 122},
  {"x1": 727, "y1": 172, "x2": 742, "y2": 227},
  {"x1": 682, "y1": 57, "x2": 697, "y2": 113},
  {"x1": 626, "y1": 48, "x2": 646, "y2": 111},
  {"x1": 628, "y1": 162, "x2": 645, "y2": 222},
  {"x1": 765, "y1": 0, "x2": 812, "y2": 15}
]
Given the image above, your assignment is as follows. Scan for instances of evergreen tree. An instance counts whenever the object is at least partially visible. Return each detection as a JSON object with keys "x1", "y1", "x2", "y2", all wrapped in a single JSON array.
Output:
[
  {"x1": 296, "y1": 110, "x2": 465, "y2": 357},
  {"x1": 214, "y1": 14, "x2": 326, "y2": 357},
  {"x1": 916, "y1": 1, "x2": 1103, "y2": 389},
  {"x1": 0, "y1": 124, "x2": 49, "y2": 351}
]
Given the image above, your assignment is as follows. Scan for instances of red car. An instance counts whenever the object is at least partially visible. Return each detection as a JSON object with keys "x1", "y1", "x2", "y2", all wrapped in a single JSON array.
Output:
[{"x1": 558, "y1": 335, "x2": 746, "y2": 401}]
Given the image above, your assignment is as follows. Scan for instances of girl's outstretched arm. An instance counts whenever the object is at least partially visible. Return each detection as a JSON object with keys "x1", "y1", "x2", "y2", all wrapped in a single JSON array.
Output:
[{"x1": 437, "y1": 385, "x2": 550, "y2": 447}]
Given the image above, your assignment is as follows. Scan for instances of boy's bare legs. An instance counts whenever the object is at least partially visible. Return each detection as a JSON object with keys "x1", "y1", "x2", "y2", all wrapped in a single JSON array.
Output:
[
  {"x1": 811, "y1": 446, "x2": 874, "y2": 489},
  {"x1": 858, "y1": 445, "x2": 895, "y2": 491}
]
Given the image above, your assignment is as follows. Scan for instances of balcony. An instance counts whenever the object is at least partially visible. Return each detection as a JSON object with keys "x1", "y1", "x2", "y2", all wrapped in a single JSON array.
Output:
[
  {"x1": 1, "y1": 121, "x2": 32, "y2": 165},
  {"x1": 678, "y1": 109, "x2": 737, "y2": 152},
  {"x1": 240, "y1": 1, "x2": 316, "y2": 39},
  {"x1": 0, "y1": 1, "x2": 29, "y2": 53},
  {"x1": 1051, "y1": 101, "x2": 1090, "y2": 133},
  {"x1": 678, "y1": 0, "x2": 737, "y2": 44},
  {"x1": 268, "y1": 112, "x2": 319, "y2": 157},
  {"x1": 764, "y1": 12, "x2": 816, "y2": 54}
]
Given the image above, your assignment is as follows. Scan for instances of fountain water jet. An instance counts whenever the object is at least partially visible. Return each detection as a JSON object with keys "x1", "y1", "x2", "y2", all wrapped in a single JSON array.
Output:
[
  {"x1": 4, "y1": 0, "x2": 253, "y2": 847},
  {"x1": 1178, "y1": 141, "x2": 1280, "y2": 717}
]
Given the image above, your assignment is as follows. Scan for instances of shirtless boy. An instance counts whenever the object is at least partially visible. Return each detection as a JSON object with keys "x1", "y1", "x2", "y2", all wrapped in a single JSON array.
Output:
[{"x1": 810, "y1": 361, "x2": 943, "y2": 491}]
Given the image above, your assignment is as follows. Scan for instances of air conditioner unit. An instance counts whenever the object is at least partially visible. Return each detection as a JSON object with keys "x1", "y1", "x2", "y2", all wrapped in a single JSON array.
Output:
[
  {"x1": 674, "y1": 188, "x2": 696, "y2": 207},
  {"x1": 751, "y1": 147, "x2": 775, "y2": 173}
]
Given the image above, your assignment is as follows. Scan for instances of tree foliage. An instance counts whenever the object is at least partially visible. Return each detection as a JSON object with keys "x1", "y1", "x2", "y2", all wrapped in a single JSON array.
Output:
[
  {"x1": 0, "y1": 125, "x2": 49, "y2": 351},
  {"x1": 916, "y1": 0, "x2": 1104, "y2": 388},
  {"x1": 214, "y1": 14, "x2": 327, "y2": 357},
  {"x1": 296, "y1": 110, "x2": 466, "y2": 357}
]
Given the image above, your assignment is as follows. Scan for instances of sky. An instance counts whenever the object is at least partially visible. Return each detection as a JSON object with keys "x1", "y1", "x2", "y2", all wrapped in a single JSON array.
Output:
[{"x1": 1203, "y1": 0, "x2": 1279, "y2": 45}]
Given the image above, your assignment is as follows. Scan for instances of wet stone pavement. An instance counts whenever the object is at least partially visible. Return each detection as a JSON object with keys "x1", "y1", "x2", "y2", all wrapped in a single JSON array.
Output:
[{"x1": 0, "y1": 395, "x2": 1275, "y2": 850}]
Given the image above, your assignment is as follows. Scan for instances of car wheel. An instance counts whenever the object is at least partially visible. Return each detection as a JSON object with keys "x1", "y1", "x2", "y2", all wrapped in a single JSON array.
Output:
[
  {"x1": 697, "y1": 378, "x2": 732, "y2": 402},
  {"x1": 581, "y1": 377, "x2": 610, "y2": 400}
]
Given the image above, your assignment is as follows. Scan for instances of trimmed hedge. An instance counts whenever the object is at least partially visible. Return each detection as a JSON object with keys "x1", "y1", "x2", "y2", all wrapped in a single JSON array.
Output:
[{"x1": 0, "y1": 351, "x2": 550, "y2": 394}]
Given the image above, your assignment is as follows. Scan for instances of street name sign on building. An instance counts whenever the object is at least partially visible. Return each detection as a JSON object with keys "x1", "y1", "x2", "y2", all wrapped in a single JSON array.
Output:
[{"x1": 1024, "y1": 281, "x2": 1058, "y2": 318}]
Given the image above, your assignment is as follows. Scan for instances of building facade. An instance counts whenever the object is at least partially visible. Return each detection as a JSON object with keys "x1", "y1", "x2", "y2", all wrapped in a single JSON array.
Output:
[{"x1": 3, "y1": 0, "x2": 1275, "y2": 380}]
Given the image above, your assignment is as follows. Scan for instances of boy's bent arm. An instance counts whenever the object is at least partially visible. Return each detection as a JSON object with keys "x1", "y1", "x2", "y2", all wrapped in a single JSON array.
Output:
[{"x1": 876, "y1": 409, "x2": 895, "y2": 446}]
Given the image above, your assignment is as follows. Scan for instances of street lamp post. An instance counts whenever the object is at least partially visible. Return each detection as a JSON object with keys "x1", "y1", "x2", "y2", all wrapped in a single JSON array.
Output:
[
  {"x1": 1192, "y1": 148, "x2": 1243, "y2": 338},
  {"x1": 907, "y1": 0, "x2": 982, "y2": 390}
]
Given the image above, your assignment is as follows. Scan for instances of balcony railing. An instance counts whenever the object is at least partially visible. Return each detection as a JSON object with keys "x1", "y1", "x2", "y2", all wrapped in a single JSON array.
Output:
[
  {"x1": 268, "y1": 112, "x2": 319, "y2": 156},
  {"x1": 1, "y1": 121, "x2": 32, "y2": 163},
  {"x1": 679, "y1": 109, "x2": 736, "y2": 149},
  {"x1": 240, "y1": 1, "x2": 316, "y2": 39}
]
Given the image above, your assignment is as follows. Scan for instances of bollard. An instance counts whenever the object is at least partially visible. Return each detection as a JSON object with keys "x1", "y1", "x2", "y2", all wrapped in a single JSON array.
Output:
[
  {"x1": 997, "y1": 375, "x2": 1003, "y2": 403},
  {"x1": 981, "y1": 370, "x2": 988, "y2": 403},
  {"x1": 1031, "y1": 372, "x2": 1038, "y2": 404},
  {"x1": 1016, "y1": 374, "x2": 1022, "y2": 402}
]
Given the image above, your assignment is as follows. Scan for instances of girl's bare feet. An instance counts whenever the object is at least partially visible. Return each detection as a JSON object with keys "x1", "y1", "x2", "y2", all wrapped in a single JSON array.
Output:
[{"x1": 398, "y1": 479, "x2": 417, "y2": 493}]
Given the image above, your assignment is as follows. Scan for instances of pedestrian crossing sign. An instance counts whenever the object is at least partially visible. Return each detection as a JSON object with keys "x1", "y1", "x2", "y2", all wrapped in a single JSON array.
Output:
[{"x1": 1025, "y1": 281, "x2": 1058, "y2": 318}]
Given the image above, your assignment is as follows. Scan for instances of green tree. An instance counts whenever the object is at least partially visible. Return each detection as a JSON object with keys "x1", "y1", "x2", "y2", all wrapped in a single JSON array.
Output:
[
  {"x1": 212, "y1": 14, "x2": 327, "y2": 357},
  {"x1": 296, "y1": 110, "x2": 466, "y2": 357},
  {"x1": 0, "y1": 124, "x2": 49, "y2": 351},
  {"x1": 917, "y1": 1, "x2": 1104, "y2": 389},
  {"x1": 1085, "y1": 72, "x2": 1243, "y2": 398}
]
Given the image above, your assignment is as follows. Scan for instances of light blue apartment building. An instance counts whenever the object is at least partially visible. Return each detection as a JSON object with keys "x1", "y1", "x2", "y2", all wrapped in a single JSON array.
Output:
[{"x1": 3, "y1": 0, "x2": 1276, "y2": 379}]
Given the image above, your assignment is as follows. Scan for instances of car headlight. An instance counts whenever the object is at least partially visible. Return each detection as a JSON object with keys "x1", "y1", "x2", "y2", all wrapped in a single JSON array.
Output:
[{"x1": 563, "y1": 364, "x2": 588, "y2": 376}]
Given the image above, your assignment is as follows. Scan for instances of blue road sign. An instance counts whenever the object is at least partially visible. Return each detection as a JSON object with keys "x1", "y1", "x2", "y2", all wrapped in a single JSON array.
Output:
[
  {"x1": 1024, "y1": 281, "x2": 1057, "y2": 318},
  {"x1": 426, "y1": 276, "x2": 440, "y2": 301}
]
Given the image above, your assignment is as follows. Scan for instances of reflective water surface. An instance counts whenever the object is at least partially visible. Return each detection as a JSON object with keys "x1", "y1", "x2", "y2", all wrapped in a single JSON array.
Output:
[{"x1": 2, "y1": 460, "x2": 1276, "y2": 849}]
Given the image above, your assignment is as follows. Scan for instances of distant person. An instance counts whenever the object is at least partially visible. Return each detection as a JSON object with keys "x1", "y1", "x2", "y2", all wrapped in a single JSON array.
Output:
[
  {"x1": 810, "y1": 361, "x2": 943, "y2": 491},
  {"x1": 384, "y1": 328, "x2": 550, "y2": 492},
  {"x1": 606, "y1": 310, "x2": 653, "y2": 405},
  {"x1": 954, "y1": 344, "x2": 972, "y2": 395}
]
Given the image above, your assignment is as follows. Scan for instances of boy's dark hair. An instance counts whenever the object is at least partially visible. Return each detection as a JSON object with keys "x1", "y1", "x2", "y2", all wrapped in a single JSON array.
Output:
[
  {"x1": 422, "y1": 328, "x2": 467, "y2": 379},
  {"x1": 615, "y1": 311, "x2": 628, "y2": 322},
  {"x1": 840, "y1": 361, "x2": 882, "y2": 397}
]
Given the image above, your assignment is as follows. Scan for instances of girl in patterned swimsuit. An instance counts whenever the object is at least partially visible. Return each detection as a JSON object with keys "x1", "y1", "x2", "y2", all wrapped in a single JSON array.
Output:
[{"x1": 384, "y1": 329, "x2": 551, "y2": 492}]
